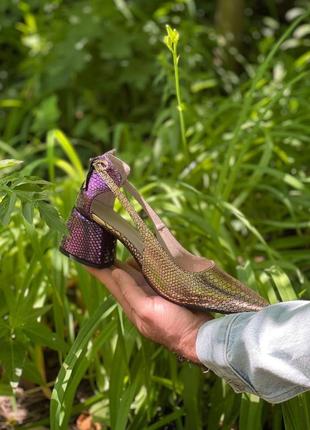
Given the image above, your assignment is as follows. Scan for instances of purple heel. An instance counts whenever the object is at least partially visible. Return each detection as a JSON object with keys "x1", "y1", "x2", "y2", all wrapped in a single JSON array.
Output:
[
  {"x1": 59, "y1": 150, "x2": 126, "y2": 268},
  {"x1": 60, "y1": 208, "x2": 117, "y2": 268}
]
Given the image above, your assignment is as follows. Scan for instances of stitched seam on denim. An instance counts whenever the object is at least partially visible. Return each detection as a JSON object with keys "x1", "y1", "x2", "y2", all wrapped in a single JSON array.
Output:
[
  {"x1": 197, "y1": 320, "x2": 234, "y2": 380},
  {"x1": 221, "y1": 314, "x2": 252, "y2": 389},
  {"x1": 225, "y1": 313, "x2": 306, "y2": 400},
  {"x1": 261, "y1": 384, "x2": 309, "y2": 402},
  {"x1": 224, "y1": 314, "x2": 260, "y2": 395}
]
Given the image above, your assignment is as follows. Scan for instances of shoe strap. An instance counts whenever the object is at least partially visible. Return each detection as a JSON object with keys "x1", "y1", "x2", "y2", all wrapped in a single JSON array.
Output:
[
  {"x1": 123, "y1": 180, "x2": 187, "y2": 254},
  {"x1": 93, "y1": 161, "x2": 154, "y2": 242},
  {"x1": 94, "y1": 157, "x2": 189, "y2": 255}
]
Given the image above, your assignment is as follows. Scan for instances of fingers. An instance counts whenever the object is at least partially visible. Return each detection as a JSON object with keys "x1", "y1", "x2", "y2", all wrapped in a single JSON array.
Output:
[
  {"x1": 115, "y1": 261, "x2": 156, "y2": 296},
  {"x1": 85, "y1": 265, "x2": 149, "y2": 325},
  {"x1": 115, "y1": 261, "x2": 146, "y2": 285},
  {"x1": 86, "y1": 266, "x2": 123, "y2": 301},
  {"x1": 86, "y1": 266, "x2": 137, "y2": 322},
  {"x1": 85, "y1": 264, "x2": 212, "y2": 361}
]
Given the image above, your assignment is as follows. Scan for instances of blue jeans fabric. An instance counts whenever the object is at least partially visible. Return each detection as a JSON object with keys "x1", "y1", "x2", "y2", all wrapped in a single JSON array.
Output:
[{"x1": 196, "y1": 301, "x2": 310, "y2": 403}]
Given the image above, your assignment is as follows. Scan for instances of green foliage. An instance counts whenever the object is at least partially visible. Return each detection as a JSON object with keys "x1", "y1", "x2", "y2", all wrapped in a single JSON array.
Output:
[
  {"x1": 0, "y1": 0, "x2": 310, "y2": 428},
  {"x1": 0, "y1": 164, "x2": 65, "y2": 232}
]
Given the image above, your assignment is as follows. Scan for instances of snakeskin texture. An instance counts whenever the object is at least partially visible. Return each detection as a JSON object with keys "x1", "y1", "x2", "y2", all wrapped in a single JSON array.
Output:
[
  {"x1": 60, "y1": 153, "x2": 121, "y2": 267},
  {"x1": 142, "y1": 243, "x2": 267, "y2": 313},
  {"x1": 93, "y1": 216, "x2": 144, "y2": 264},
  {"x1": 76, "y1": 154, "x2": 122, "y2": 217},
  {"x1": 93, "y1": 162, "x2": 268, "y2": 314},
  {"x1": 60, "y1": 208, "x2": 116, "y2": 268}
]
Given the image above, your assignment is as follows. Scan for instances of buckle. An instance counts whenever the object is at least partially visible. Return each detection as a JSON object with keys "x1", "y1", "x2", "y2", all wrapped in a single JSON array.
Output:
[
  {"x1": 93, "y1": 158, "x2": 109, "y2": 171},
  {"x1": 93, "y1": 160, "x2": 110, "y2": 183}
]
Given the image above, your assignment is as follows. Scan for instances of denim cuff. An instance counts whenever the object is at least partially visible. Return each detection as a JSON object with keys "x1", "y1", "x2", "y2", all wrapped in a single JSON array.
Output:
[
  {"x1": 196, "y1": 315, "x2": 257, "y2": 394},
  {"x1": 196, "y1": 307, "x2": 310, "y2": 404}
]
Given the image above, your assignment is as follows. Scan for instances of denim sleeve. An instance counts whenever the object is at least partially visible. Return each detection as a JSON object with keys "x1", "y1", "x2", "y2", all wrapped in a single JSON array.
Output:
[{"x1": 196, "y1": 301, "x2": 310, "y2": 403}]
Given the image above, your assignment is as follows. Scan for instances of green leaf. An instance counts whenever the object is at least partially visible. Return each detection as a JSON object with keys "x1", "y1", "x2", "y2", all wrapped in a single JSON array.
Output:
[
  {"x1": 109, "y1": 334, "x2": 129, "y2": 428},
  {"x1": 38, "y1": 201, "x2": 67, "y2": 234},
  {"x1": 239, "y1": 393, "x2": 263, "y2": 430},
  {"x1": 0, "y1": 159, "x2": 23, "y2": 171},
  {"x1": 0, "y1": 339, "x2": 27, "y2": 389},
  {"x1": 47, "y1": 129, "x2": 84, "y2": 182},
  {"x1": 145, "y1": 410, "x2": 185, "y2": 430},
  {"x1": 32, "y1": 95, "x2": 60, "y2": 134},
  {"x1": 50, "y1": 298, "x2": 115, "y2": 430},
  {"x1": 114, "y1": 376, "x2": 140, "y2": 430},
  {"x1": 23, "y1": 322, "x2": 68, "y2": 353},
  {"x1": 0, "y1": 192, "x2": 17, "y2": 225},
  {"x1": 267, "y1": 266, "x2": 298, "y2": 301},
  {"x1": 221, "y1": 201, "x2": 267, "y2": 247},
  {"x1": 282, "y1": 394, "x2": 310, "y2": 430},
  {"x1": 180, "y1": 365, "x2": 202, "y2": 430},
  {"x1": 22, "y1": 200, "x2": 34, "y2": 224},
  {"x1": 0, "y1": 383, "x2": 13, "y2": 396}
]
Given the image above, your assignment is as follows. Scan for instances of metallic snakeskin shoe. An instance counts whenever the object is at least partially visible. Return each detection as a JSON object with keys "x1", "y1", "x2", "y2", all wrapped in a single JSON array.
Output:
[{"x1": 60, "y1": 150, "x2": 268, "y2": 314}]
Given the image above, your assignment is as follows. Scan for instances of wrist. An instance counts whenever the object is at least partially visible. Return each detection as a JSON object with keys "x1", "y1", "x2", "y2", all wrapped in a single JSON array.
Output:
[{"x1": 175, "y1": 316, "x2": 211, "y2": 363}]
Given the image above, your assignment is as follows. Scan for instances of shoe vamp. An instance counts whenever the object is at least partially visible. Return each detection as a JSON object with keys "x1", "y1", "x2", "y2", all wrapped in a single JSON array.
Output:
[
  {"x1": 198, "y1": 265, "x2": 268, "y2": 308},
  {"x1": 142, "y1": 244, "x2": 266, "y2": 311}
]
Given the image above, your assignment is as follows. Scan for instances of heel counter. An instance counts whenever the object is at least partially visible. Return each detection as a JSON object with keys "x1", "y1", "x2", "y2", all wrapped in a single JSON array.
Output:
[{"x1": 75, "y1": 155, "x2": 123, "y2": 218}]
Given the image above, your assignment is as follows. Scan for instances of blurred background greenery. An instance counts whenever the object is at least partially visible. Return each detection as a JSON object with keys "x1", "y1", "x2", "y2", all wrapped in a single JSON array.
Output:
[{"x1": 0, "y1": 0, "x2": 310, "y2": 428}]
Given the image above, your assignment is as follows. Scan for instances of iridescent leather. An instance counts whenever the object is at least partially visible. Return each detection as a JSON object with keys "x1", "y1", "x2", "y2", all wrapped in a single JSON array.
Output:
[
  {"x1": 92, "y1": 162, "x2": 268, "y2": 313},
  {"x1": 60, "y1": 152, "x2": 121, "y2": 268},
  {"x1": 76, "y1": 154, "x2": 122, "y2": 217},
  {"x1": 60, "y1": 152, "x2": 268, "y2": 313},
  {"x1": 60, "y1": 208, "x2": 116, "y2": 267}
]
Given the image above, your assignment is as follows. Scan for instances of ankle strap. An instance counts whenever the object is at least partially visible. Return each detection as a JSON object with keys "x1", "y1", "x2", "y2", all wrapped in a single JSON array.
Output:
[
  {"x1": 93, "y1": 158, "x2": 190, "y2": 255},
  {"x1": 93, "y1": 160, "x2": 154, "y2": 241}
]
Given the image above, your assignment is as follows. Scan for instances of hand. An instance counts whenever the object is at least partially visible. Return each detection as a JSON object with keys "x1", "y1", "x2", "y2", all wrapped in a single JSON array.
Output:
[{"x1": 86, "y1": 260, "x2": 212, "y2": 363}]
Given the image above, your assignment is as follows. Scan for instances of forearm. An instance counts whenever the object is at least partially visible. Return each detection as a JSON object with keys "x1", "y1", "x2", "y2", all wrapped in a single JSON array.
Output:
[{"x1": 196, "y1": 301, "x2": 310, "y2": 403}]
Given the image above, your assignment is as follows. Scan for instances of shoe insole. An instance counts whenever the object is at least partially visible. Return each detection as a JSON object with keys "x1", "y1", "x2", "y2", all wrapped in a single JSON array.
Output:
[
  {"x1": 91, "y1": 199, "x2": 214, "y2": 273},
  {"x1": 92, "y1": 199, "x2": 145, "y2": 253}
]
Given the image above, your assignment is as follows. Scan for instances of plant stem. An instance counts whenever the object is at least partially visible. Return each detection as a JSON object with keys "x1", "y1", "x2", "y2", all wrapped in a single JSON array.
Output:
[{"x1": 172, "y1": 45, "x2": 188, "y2": 160}]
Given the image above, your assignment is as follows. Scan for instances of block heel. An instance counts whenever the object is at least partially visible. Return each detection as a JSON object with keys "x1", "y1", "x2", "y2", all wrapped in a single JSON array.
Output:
[{"x1": 60, "y1": 208, "x2": 117, "y2": 268}]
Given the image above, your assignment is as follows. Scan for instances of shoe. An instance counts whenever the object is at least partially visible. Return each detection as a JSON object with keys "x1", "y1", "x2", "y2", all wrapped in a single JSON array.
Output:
[{"x1": 60, "y1": 150, "x2": 268, "y2": 314}]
